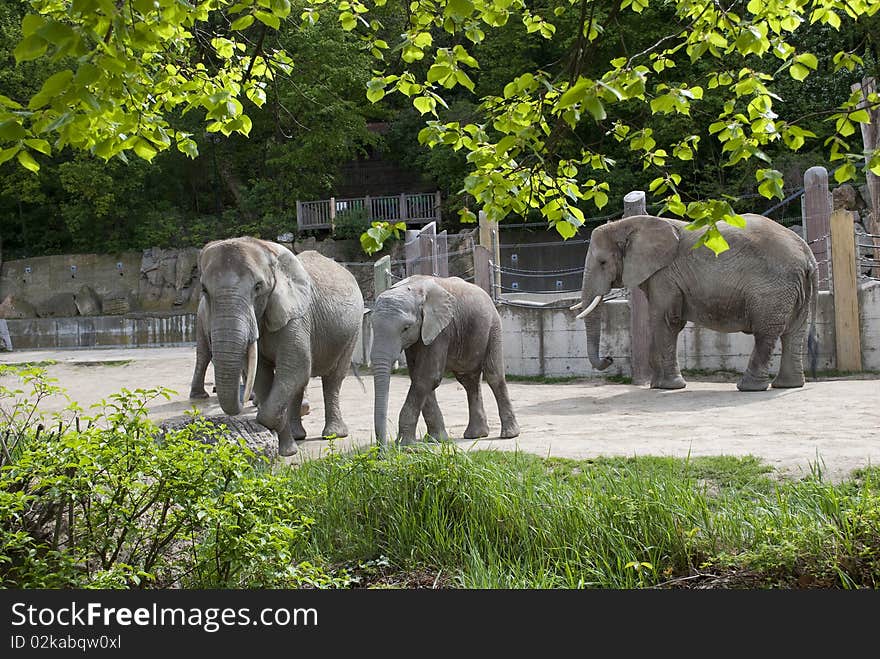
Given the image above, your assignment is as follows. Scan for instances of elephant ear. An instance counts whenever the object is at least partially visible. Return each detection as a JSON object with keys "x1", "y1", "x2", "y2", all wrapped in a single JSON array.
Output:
[
  {"x1": 621, "y1": 216, "x2": 680, "y2": 289},
  {"x1": 421, "y1": 280, "x2": 455, "y2": 345},
  {"x1": 266, "y1": 247, "x2": 312, "y2": 332}
]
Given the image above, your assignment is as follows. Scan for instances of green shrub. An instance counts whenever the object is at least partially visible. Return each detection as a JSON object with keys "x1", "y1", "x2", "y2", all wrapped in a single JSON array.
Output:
[{"x1": 0, "y1": 366, "x2": 348, "y2": 589}]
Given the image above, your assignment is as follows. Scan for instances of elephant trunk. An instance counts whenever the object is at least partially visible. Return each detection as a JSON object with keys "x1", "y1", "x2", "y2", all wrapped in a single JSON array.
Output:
[
  {"x1": 372, "y1": 358, "x2": 393, "y2": 446},
  {"x1": 580, "y1": 269, "x2": 613, "y2": 371},
  {"x1": 211, "y1": 302, "x2": 258, "y2": 416},
  {"x1": 584, "y1": 309, "x2": 613, "y2": 371}
]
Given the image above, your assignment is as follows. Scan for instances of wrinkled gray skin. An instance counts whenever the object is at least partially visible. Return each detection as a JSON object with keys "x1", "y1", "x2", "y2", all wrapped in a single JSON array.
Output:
[
  {"x1": 578, "y1": 214, "x2": 819, "y2": 391},
  {"x1": 370, "y1": 275, "x2": 520, "y2": 445},
  {"x1": 189, "y1": 296, "x2": 311, "y2": 416},
  {"x1": 198, "y1": 238, "x2": 363, "y2": 455}
]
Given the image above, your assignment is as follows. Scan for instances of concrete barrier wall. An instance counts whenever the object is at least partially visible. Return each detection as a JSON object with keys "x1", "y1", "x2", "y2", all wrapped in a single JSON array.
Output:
[{"x1": 499, "y1": 284, "x2": 880, "y2": 378}]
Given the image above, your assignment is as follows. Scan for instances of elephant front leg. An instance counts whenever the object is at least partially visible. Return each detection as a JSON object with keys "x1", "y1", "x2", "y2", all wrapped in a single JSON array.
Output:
[
  {"x1": 189, "y1": 343, "x2": 211, "y2": 399},
  {"x1": 649, "y1": 309, "x2": 686, "y2": 390},
  {"x1": 455, "y1": 371, "x2": 489, "y2": 439},
  {"x1": 398, "y1": 377, "x2": 441, "y2": 445},
  {"x1": 257, "y1": 369, "x2": 309, "y2": 456},
  {"x1": 421, "y1": 391, "x2": 449, "y2": 442}
]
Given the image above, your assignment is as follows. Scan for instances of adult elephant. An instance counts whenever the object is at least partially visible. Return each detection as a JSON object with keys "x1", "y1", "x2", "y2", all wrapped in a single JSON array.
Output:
[
  {"x1": 573, "y1": 213, "x2": 818, "y2": 391},
  {"x1": 370, "y1": 275, "x2": 519, "y2": 446},
  {"x1": 198, "y1": 237, "x2": 364, "y2": 455}
]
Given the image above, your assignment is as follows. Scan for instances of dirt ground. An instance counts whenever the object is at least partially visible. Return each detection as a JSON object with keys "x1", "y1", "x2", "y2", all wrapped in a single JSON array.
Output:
[{"x1": 2, "y1": 345, "x2": 879, "y2": 483}]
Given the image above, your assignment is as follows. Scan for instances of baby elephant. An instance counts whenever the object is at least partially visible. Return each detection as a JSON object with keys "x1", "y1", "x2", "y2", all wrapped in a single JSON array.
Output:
[{"x1": 370, "y1": 275, "x2": 520, "y2": 446}]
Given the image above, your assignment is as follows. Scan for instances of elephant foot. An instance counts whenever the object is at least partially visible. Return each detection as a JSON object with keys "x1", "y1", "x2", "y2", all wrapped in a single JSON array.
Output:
[
  {"x1": 278, "y1": 426, "x2": 299, "y2": 457},
  {"x1": 500, "y1": 421, "x2": 520, "y2": 439},
  {"x1": 189, "y1": 388, "x2": 209, "y2": 400},
  {"x1": 425, "y1": 428, "x2": 451, "y2": 443},
  {"x1": 737, "y1": 373, "x2": 770, "y2": 392},
  {"x1": 772, "y1": 373, "x2": 805, "y2": 388},
  {"x1": 463, "y1": 422, "x2": 490, "y2": 439},
  {"x1": 651, "y1": 374, "x2": 687, "y2": 390},
  {"x1": 321, "y1": 420, "x2": 349, "y2": 440}
]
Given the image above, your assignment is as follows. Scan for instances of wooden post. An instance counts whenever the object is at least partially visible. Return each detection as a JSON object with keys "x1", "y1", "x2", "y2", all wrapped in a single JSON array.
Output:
[
  {"x1": 404, "y1": 229, "x2": 420, "y2": 277},
  {"x1": 399, "y1": 193, "x2": 408, "y2": 223},
  {"x1": 329, "y1": 197, "x2": 336, "y2": 232},
  {"x1": 851, "y1": 77, "x2": 880, "y2": 279},
  {"x1": 830, "y1": 209, "x2": 862, "y2": 371},
  {"x1": 802, "y1": 166, "x2": 831, "y2": 289},
  {"x1": 418, "y1": 221, "x2": 437, "y2": 275},
  {"x1": 479, "y1": 210, "x2": 501, "y2": 299},
  {"x1": 364, "y1": 195, "x2": 372, "y2": 221},
  {"x1": 473, "y1": 245, "x2": 492, "y2": 298},
  {"x1": 623, "y1": 190, "x2": 651, "y2": 386},
  {"x1": 374, "y1": 255, "x2": 391, "y2": 298},
  {"x1": 295, "y1": 200, "x2": 303, "y2": 232},
  {"x1": 436, "y1": 230, "x2": 449, "y2": 277},
  {"x1": 434, "y1": 190, "x2": 442, "y2": 226}
]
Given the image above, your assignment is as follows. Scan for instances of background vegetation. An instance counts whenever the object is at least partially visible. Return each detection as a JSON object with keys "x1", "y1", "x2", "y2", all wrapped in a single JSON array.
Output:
[{"x1": 1, "y1": 1, "x2": 876, "y2": 258}]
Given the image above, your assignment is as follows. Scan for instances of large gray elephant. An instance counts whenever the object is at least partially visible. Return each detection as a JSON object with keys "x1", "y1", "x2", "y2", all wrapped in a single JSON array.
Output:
[
  {"x1": 573, "y1": 213, "x2": 818, "y2": 391},
  {"x1": 189, "y1": 295, "x2": 311, "y2": 415},
  {"x1": 370, "y1": 275, "x2": 520, "y2": 445},
  {"x1": 198, "y1": 237, "x2": 363, "y2": 455}
]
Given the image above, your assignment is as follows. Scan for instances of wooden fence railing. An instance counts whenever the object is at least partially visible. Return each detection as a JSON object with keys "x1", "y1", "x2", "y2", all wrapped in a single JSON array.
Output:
[{"x1": 296, "y1": 191, "x2": 441, "y2": 231}]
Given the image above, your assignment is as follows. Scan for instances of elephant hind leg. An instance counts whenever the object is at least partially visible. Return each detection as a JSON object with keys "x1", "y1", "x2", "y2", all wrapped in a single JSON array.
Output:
[
  {"x1": 738, "y1": 331, "x2": 780, "y2": 391},
  {"x1": 481, "y1": 328, "x2": 519, "y2": 439},
  {"x1": 455, "y1": 371, "x2": 489, "y2": 439},
  {"x1": 773, "y1": 305, "x2": 809, "y2": 389},
  {"x1": 320, "y1": 346, "x2": 355, "y2": 439}
]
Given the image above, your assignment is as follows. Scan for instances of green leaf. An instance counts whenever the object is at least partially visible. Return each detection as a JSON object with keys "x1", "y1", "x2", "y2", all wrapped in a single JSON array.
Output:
[
  {"x1": 445, "y1": 0, "x2": 474, "y2": 19},
  {"x1": 0, "y1": 145, "x2": 21, "y2": 165},
  {"x1": 14, "y1": 35, "x2": 47, "y2": 63},
  {"x1": 231, "y1": 14, "x2": 255, "y2": 30},
  {"x1": 0, "y1": 119, "x2": 27, "y2": 141},
  {"x1": 133, "y1": 138, "x2": 158, "y2": 162},
  {"x1": 558, "y1": 80, "x2": 589, "y2": 109},
  {"x1": 24, "y1": 139, "x2": 51, "y2": 155},
  {"x1": 413, "y1": 96, "x2": 434, "y2": 115},
  {"x1": 555, "y1": 220, "x2": 577, "y2": 239},
  {"x1": 16, "y1": 149, "x2": 40, "y2": 172},
  {"x1": 255, "y1": 10, "x2": 281, "y2": 30},
  {"x1": 789, "y1": 63, "x2": 809, "y2": 81}
]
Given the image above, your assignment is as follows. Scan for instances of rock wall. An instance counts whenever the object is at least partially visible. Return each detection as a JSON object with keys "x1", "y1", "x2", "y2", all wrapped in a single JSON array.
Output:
[{"x1": 0, "y1": 231, "x2": 476, "y2": 322}]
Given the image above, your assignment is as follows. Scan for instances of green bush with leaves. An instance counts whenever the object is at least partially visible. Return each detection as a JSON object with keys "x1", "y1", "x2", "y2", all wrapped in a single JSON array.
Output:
[{"x1": 0, "y1": 365, "x2": 348, "y2": 589}]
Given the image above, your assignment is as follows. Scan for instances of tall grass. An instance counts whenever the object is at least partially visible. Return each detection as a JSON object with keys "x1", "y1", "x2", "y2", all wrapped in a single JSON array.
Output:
[{"x1": 283, "y1": 446, "x2": 880, "y2": 589}]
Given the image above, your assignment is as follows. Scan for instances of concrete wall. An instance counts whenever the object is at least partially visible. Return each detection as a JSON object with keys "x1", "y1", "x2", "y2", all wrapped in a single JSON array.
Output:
[
  {"x1": 5, "y1": 313, "x2": 197, "y2": 350},
  {"x1": 498, "y1": 283, "x2": 880, "y2": 378}
]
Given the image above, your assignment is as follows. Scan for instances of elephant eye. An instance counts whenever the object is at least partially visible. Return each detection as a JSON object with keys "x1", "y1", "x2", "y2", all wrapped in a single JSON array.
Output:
[
  {"x1": 201, "y1": 284, "x2": 208, "y2": 295},
  {"x1": 254, "y1": 281, "x2": 264, "y2": 293}
]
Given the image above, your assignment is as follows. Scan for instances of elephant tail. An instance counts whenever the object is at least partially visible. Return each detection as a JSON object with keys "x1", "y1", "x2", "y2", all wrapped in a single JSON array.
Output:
[
  {"x1": 806, "y1": 264, "x2": 819, "y2": 381},
  {"x1": 350, "y1": 361, "x2": 367, "y2": 393}
]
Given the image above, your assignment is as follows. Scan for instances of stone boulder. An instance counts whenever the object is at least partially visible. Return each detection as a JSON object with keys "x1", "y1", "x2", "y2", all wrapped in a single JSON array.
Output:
[
  {"x1": 0, "y1": 294, "x2": 37, "y2": 319},
  {"x1": 832, "y1": 184, "x2": 863, "y2": 211},
  {"x1": 157, "y1": 414, "x2": 279, "y2": 461},
  {"x1": 35, "y1": 292, "x2": 79, "y2": 318},
  {"x1": 74, "y1": 285, "x2": 102, "y2": 316}
]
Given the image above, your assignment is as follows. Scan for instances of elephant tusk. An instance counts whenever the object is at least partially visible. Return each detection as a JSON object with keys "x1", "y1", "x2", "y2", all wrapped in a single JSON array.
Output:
[
  {"x1": 575, "y1": 295, "x2": 603, "y2": 319},
  {"x1": 569, "y1": 302, "x2": 582, "y2": 311},
  {"x1": 242, "y1": 341, "x2": 257, "y2": 406}
]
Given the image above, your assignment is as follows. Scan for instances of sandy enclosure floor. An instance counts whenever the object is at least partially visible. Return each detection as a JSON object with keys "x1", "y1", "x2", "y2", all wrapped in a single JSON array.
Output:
[{"x1": 2, "y1": 346, "x2": 879, "y2": 483}]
